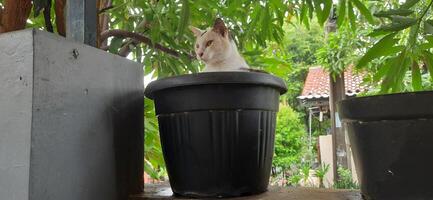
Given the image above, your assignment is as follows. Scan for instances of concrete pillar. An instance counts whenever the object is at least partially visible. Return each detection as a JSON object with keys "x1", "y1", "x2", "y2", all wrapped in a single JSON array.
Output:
[{"x1": 0, "y1": 29, "x2": 144, "y2": 200}]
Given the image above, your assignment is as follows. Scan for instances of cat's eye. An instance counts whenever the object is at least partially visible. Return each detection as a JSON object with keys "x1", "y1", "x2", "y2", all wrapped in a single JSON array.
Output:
[
  {"x1": 206, "y1": 40, "x2": 214, "y2": 47},
  {"x1": 196, "y1": 44, "x2": 199, "y2": 49}
]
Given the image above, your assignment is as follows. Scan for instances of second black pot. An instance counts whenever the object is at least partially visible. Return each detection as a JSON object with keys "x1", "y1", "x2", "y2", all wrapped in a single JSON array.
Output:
[
  {"x1": 338, "y1": 91, "x2": 433, "y2": 200},
  {"x1": 145, "y1": 72, "x2": 287, "y2": 198}
]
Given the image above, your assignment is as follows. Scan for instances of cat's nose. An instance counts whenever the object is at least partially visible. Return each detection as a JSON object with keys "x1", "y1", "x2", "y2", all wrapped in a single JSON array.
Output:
[{"x1": 198, "y1": 52, "x2": 204, "y2": 57}]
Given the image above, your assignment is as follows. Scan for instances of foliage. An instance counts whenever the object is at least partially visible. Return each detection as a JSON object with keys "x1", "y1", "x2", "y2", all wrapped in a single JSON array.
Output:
[
  {"x1": 273, "y1": 105, "x2": 306, "y2": 172},
  {"x1": 10, "y1": 0, "x2": 428, "y2": 93},
  {"x1": 317, "y1": 25, "x2": 365, "y2": 77},
  {"x1": 283, "y1": 21, "x2": 324, "y2": 111},
  {"x1": 297, "y1": 0, "x2": 374, "y2": 30},
  {"x1": 300, "y1": 163, "x2": 311, "y2": 185},
  {"x1": 334, "y1": 167, "x2": 359, "y2": 189},
  {"x1": 20, "y1": 0, "x2": 375, "y2": 78},
  {"x1": 106, "y1": 0, "x2": 294, "y2": 77},
  {"x1": 361, "y1": 70, "x2": 433, "y2": 96},
  {"x1": 287, "y1": 171, "x2": 303, "y2": 186},
  {"x1": 144, "y1": 98, "x2": 166, "y2": 179},
  {"x1": 314, "y1": 163, "x2": 330, "y2": 188},
  {"x1": 357, "y1": 0, "x2": 433, "y2": 93},
  {"x1": 286, "y1": 21, "x2": 324, "y2": 66}
]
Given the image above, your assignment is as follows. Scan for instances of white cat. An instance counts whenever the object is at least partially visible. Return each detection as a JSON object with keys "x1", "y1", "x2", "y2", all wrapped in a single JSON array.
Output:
[{"x1": 189, "y1": 18, "x2": 250, "y2": 72}]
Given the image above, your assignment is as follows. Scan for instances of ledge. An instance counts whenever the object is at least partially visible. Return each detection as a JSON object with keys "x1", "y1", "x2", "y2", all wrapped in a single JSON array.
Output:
[{"x1": 130, "y1": 184, "x2": 362, "y2": 200}]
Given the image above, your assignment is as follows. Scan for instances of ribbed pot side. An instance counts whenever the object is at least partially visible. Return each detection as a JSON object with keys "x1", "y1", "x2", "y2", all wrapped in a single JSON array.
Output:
[
  {"x1": 145, "y1": 72, "x2": 287, "y2": 198},
  {"x1": 338, "y1": 91, "x2": 433, "y2": 200}
]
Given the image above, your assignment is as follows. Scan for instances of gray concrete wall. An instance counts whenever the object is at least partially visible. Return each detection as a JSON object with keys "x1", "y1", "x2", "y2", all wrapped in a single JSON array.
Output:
[
  {"x1": 0, "y1": 29, "x2": 144, "y2": 200},
  {"x1": 0, "y1": 29, "x2": 34, "y2": 200},
  {"x1": 319, "y1": 135, "x2": 335, "y2": 188}
]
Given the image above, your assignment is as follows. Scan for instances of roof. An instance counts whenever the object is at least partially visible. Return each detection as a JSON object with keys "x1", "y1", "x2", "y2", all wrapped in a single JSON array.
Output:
[{"x1": 298, "y1": 66, "x2": 367, "y2": 100}]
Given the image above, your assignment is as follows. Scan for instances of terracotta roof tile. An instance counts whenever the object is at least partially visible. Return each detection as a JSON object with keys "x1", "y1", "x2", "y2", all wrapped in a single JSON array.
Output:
[{"x1": 298, "y1": 66, "x2": 367, "y2": 100}]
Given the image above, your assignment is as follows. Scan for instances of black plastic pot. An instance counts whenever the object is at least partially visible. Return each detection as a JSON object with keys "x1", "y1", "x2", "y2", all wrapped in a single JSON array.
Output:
[
  {"x1": 338, "y1": 91, "x2": 433, "y2": 200},
  {"x1": 145, "y1": 72, "x2": 287, "y2": 198}
]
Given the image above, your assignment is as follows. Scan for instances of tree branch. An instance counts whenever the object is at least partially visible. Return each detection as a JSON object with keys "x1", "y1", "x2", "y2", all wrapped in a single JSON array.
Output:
[
  {"x1": 116, "y1": 21, "x2": 152, "y2": 57},
  {"x1": 100, "y1": 29, "x2": 195, "y2": 59},
  {"x1": 99, "y1": 5, "x2": 114, "y2": 14}
]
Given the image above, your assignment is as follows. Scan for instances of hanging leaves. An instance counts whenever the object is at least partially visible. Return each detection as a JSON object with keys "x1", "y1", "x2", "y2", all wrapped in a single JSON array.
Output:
[
  {"x1": 357, "y1": 33, "x2": 399, "y2": 68},
  {"x1": 412, "y1": 60, "x2": 422, "y2": 91},
  {"x1": 359, "y1": 0, "x2": 433, "y2": 92},
  {"x1": 423, "y1": 51, "x2": 433, "y2": 82},
  {"x1": 337, "y1": 0, "x2": 346, "y2": 27},
  {"x1": 374, "y1": 9, "x2": 414, "y2": 18},
  {"x1": 351, "y1": 0, "x2": 375, "y2": 24},
  {"x1": 374, "y1": 16, "x2": 417, "y2": 32},
  {"x1": 177, "y1": 0, "x2": 190, "y2": 39},
  {"x1": 347, "y1": 1, "x2": 357, "y2": 30}
]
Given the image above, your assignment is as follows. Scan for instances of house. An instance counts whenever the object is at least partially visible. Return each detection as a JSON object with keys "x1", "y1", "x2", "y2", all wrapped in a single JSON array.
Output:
[
  {"x1": 298, "y1": 66, "x2": 367, "y2": 113},
  {"x1": 297, "y1": 66, "x2": 367, "y2": 187}
]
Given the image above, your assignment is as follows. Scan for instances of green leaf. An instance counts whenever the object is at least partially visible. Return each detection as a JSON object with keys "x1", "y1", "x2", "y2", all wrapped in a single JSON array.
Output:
[
  {"x1": 423, "y1": 51, "x2": 433, "y2": 82},
  {"x1": 177, "y1": 0, "x2": 190, "y2": 39},
  {"x1": 337, "y1": 0, "x2": 347, "y2": 27},
  {"x1": 108, "y1": 38, "x2": 123, "y2": 54},
  {"x1": 322, "y1": 0, "x2": 333, "y2": 25},
  {"x1": 391, "y1": 16, "x2": 417, "y2": 24},
  {"x1": 313, "y1": 1, "x2": 324, "y2": 25},
  {"x1": 311, "y1": 0, "x2": 332, "y2": 25},
  {"x1": 243, "y1": 50, "x2": 263, "y2": 56},
  {"x1": 373, "y1": 58, "x2": 392, "y2": 82},
  {"x1": 394, "y1": 55, "x2": 411, "y2": 92},
  {"x1": 420, "y1": 42, "x2": 433, "y2": 50},
  {"x1": 427, "y1": 35, "x2": 433, "y2": 43},
  {"x1": 301, "y1": 2, "x2": 311, "y2": 30},
  {"x1": 348, "y1": 2, "x2": 357, "y2": 30},
  {"x1": 381, "y1": 50, "x2": 409, "y2": 93},
  {"x1": 380, "y1": 56, "x2": 399, "y2": 93},
  {"x1": 411, "y1": 60, "x2": 422, "y2": 91},
  {"x1": 401, "y1": 0, "x2": 421, "y2": 9},
  {"x1": 352, "y1": 0, "x2": 375, "y2": 24},
  {"x1": 374, "y1": 9, "x2": 414, "y2": 18},
  {"x1": 307, "y1": 0, "x2": 314, "y2": 19},
  {"x1": 424, "y1": 20, "x2": 433, "y2": 34},
  {"x1": 300, "y1": 1, "x2": 308, "y2": 23},
  {"x1": 375, "y1": 17, "x2": 417, "y2": 32},
  {"x1": 357, "y1": 33, "x2": 399, "y2": 68},
  {"x1": 144, "y1": 160, "x2": 160, "y2": 179},
  {"x1": 368, "y1": 29, "x2": 392, "y2": 37}
]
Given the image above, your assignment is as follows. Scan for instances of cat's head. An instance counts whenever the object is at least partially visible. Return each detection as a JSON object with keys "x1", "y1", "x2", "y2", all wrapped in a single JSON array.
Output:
[{"x1": 190, "y1": 18, "x2": 233, "y2": 64}]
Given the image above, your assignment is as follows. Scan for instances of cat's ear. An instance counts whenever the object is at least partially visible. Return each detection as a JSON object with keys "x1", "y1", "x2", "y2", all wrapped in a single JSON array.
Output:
[
  {"x1": 212, "y1": 18, "x2": 228, "y2": 37},
  {"x1": 189, "y1": 26, "x2": 203, "y2": 37}
]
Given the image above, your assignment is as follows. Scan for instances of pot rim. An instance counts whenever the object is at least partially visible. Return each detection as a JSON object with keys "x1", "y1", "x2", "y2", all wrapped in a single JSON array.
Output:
[
  {"x1": 338, "y1": 90, "x2": 433, "y2": 121},
  {"x1": 144, "y1": 72, "x2": 287, "y2": 99},
  {"x1": 341, "y1": 90, "x2": 433, "y2": 101}
]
